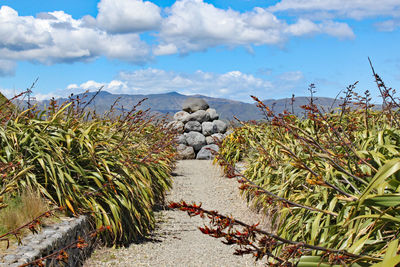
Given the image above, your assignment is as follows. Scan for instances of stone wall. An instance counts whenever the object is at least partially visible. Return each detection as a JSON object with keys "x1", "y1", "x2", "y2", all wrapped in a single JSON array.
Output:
[
  {"x1": 0, "y1": 216, "x2": 95, "y2": 267},
  {"x1": 168, "y1": 98, "x2": 228, "y2": 160}
]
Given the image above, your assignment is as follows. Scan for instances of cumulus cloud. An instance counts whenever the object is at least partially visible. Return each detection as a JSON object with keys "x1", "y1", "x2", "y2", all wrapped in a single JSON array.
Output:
[
  {"x1": 318, "y1": 21, "x2": 355, "y2": 39},
  {"x1": 0, "y1": 6, "x2": 150, "y2": 66},
  {"x1": 0, "y1": 6, "x2": 52, "y2": 51},
  {"x1": 284, "y1": 19, "x2": 354, "y2": 39},
  {"x1": 153, "y1": 43, "x2": 178, "y2": 56},
  {"x1": 118, "y1": 69, "x2": 274, "y2": 99},
  {"x1": 33, "y1": 92, "x2": 62, "y2": 101},
  {"x1": 96, "y1": 0, "x2": 162, "y2": 33},
  {"x1": 155, "y1": 0, "x2": 354, "y2": 54},
  {"x1": 0, "y1": 0, "x2": 365, "y2": 69},
  {"x1": 58, "y1": 68, "x2": 276, "y2": 101},
  {"x1": 269, "y1": 0, "x2": 400, "y2": 20},
  {"x1": 158, "y1": 3, "x2": 284, "y2": 50},
  {"x1": 285, "y1": 18, "x2": 320, "y2": 36}
]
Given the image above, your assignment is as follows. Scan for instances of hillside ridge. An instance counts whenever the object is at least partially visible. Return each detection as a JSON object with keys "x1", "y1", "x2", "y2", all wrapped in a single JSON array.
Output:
[{"x1": 16, "y1": 91, "x2": 344, "y2": 121}]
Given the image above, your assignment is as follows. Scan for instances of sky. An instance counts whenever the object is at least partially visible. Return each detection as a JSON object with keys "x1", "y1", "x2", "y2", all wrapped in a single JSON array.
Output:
[{"x1": 0, "y1": 0, "x2": 399, "y2": 103}]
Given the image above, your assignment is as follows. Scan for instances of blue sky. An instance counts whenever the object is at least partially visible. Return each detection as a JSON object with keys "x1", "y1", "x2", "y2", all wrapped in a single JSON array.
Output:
[{"x1": 0, "y1": 0, "x2": 399, "y2": 103}]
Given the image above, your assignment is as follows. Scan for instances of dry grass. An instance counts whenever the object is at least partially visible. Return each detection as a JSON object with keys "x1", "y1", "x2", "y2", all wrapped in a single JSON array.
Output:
[{"x1": 0, "y1": 189, "x2": 50, "y2": 235}]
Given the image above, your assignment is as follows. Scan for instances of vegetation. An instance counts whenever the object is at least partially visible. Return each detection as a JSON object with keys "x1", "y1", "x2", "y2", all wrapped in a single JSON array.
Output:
[
  {"x1": 0, "y1": 91, "x2": 177, "y2": 247},
  {"x1": 181, "y1": 64, "x2": 400, "y2": 265},
  {"x1": 0, "y1": 189, "x2": 49, "y2": 234},
  {"x1": 3, "y1": 62, "x2": 400, "y2": 266}
]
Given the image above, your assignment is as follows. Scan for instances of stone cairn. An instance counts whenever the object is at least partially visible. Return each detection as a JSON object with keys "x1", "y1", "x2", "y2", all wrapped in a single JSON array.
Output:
[{"x1": 169, "y1": 98, "x2": 228, "y2": 160}]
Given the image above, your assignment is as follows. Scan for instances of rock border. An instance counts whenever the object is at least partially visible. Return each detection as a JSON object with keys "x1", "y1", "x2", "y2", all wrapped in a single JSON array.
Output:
[{"x1": 0, "y1": 216, "x2": 95, "y2": 267}]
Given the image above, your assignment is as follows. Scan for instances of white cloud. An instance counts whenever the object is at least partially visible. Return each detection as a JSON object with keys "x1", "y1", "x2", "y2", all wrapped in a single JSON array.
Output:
[
  {"x1": 0, "y1": 6, "x2": 150, "y2": 66},
  {"x1": 375, "y1": 20, "x2": 400, "y2": 32},
  {"x1": 285, "y1": 18, "x2": 320, "y2": 36},
  {"x1": 318, "y1": 21, "x2": 355, "y2": 39},
  {"x1": 96, "y1": 0, "x2": 162, "y2": 33},
  {"x1": 0, "y1": 6, "x2": 53, "y2": 51},
  {"x1": 80, "y1": 80, "x2": 105, "y2": 90},
  {"x1": 58, "y1": 68, "x2": 276, "y2": 101},
  {"x1": 0, "y1": 1, "x2": 364, "y2": 70},
  {"x1": 284, "y1": 19, "x2": 354, "y2": 39},
  {"x1": 157, "y1": 1, "x2": 286, "y2": 53},
  {"x1": 269, "y1": 0, "x2": 400, "y2": 20},
  {"x1": 155, "y1": 0, "x2": 354, "y2": 54},
  {"x1": 34, "y1": 92, "x2": 62, "y2": 101},
  {"x1": 67, "y1": 84, "x2": 79, "y2": 90},
  {"x1": 153, "y1": 43, "x2": 178, "y2": 56}
]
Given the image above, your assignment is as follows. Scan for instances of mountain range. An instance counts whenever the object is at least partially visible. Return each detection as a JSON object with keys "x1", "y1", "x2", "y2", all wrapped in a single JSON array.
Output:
[{"x1": 13, "y1": 91, "x2": 346, "y2": 121}]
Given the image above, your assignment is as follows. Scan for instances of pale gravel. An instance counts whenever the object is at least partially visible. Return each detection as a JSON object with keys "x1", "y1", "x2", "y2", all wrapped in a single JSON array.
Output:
[{"x1": 84, "y1": 160, "x2": 269, "y2": 267}]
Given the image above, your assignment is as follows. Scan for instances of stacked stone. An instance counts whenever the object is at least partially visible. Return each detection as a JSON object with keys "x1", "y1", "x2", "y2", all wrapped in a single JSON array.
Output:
[{"x1": 169, "y1": 98, "x2": 228, "y2": 160}]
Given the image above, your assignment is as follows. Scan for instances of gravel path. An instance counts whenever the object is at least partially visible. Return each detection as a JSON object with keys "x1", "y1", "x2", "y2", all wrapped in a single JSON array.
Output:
[{"x1": 85, "y1": 160, "x2": 268, "y2": 267}]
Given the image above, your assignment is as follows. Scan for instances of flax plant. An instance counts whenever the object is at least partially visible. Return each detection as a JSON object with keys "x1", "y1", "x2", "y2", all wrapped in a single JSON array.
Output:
[
  {"x1": 0, "y1": 93, "x2": 177, "y2": 246},
  {"x1": 214, "y1": 67, "x2": 400, "y2": 265}
]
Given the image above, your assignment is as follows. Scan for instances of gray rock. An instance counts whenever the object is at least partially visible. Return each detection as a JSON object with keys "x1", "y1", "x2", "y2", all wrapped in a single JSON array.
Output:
[
  {"x1": 177, "y1": 144, "x2": 195, "y2": 160},
  {"x1": 41, "y1": 229, "x2": 56, "y2": 236},
  {"x1": 206, "y1": 133, "x2": 225, "y2": 145},
  {"x1": 1, "y1": 215, "x2": 93, "y2": 267},
  {"x1": 213, "y1": 120, "x2": 228, "y2": 133},
  {"x1": 182, "y1": 98, "x2": 209, "y2": 113},
  {"x1": 196, "y1": 144, "x2": 219, "y2": 160},
  {"x1": 176, "y1": 134, "x2": 187, "y2": 145},
  {"x1": 206, "y1": 108, "x2": 219, "y2": 120},
  {"x1": 173, "y1": 111, "x2": 190, "y2": 123},
  {"x1": 2, "y1": 255, "x2": 17, "y2": 263},
  {"x1": 202, "y1": 121, "x2": 217, "y2": 136},
  {"x1": 205, "y1": 136, "x2": 215, "y2": 145},
  {"x1": 167, "y1": 121, "x2": 184, "y2": 133},
  {"x1": 177, "y1": 144, "x2": 186, "y2": 150},
  {"x1": 184, "y1": 121, "x2": 202, "y2": 132},
  {"x1": 29, "y1": 239, "x2": 40, "y2": 245},
  {"x1": 185, "y1": 131, "x2": 206, "y2": 151},
  {"x1": 189, "y1": 110, "x2": 210, "y2": 123},
  {"x1": 22, "y1": 249, "x2": 40, "y2": 261}
]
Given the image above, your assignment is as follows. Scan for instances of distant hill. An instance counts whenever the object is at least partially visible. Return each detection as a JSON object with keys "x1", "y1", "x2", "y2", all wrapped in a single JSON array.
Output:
[
  {"x1": 17, "y1": 91, "x2": 345, "y2": 121},
  {"x1": 262, "y1": 96, "x2": 344, "y2": 116}
]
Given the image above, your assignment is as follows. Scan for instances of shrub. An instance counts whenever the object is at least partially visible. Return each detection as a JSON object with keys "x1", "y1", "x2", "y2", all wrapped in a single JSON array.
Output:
[
  {"x1": 0, "y1": 94, "x2": 177, "y2": 246},
  {"x1": 212, "y1": 68, "x2": 400, "y2": 265}
]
